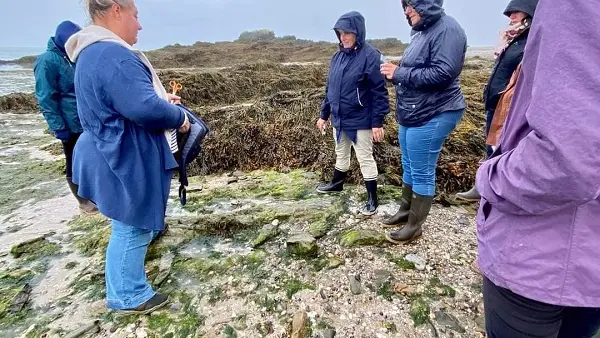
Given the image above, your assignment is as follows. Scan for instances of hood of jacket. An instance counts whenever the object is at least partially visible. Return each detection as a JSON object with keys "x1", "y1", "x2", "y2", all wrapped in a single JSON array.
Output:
[
  {"x1": 405, "y1": 0, "x2": 445, "y2": 32},
  {"x1": 65, "y1": 25, "x2": 134, "y2": 63},
  {"x1": 503, "y1": 0, "x2": 539, "y2": 18},
  {"x1": 333, "y1": 11, "x2": 366, "y2": 51},
  {"x1": 46, "y1": 37, "x2": 66, "y2": 57}
]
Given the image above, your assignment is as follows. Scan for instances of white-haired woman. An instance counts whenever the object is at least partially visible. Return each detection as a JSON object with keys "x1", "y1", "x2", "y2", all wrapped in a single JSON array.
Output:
[{"x1": 66, "y1": 0, "x2": 189, "y2": 314}]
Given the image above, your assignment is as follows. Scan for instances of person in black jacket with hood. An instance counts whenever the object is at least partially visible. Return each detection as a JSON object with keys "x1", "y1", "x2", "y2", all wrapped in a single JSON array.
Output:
[
  {"x1": 317, "y1": 11, "x2": 390, "y2": 216},
  {"x1": 379, "y1": 0, "x2": 467, "y2": 244},
  {"x1": 456, "y1": 0, "x2": 538, "y2": 202}
]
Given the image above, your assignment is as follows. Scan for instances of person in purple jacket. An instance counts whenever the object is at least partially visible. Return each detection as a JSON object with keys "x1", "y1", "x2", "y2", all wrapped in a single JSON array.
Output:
[{"x1": 475, "y1": 1, "x2": 600, "y2": 337}]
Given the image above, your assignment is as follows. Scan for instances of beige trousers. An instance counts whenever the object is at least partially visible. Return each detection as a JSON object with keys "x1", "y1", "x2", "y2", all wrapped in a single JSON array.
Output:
[{"x1": 333, "y1": 129, "x2": 378, "y2": 181}]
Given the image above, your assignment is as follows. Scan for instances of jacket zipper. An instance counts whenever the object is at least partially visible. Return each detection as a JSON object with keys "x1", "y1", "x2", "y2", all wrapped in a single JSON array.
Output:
[
  {"x1": 63, "y1": 56, "x2": 74, "y2": 68},
  {"x1": 356, "y1": 88, "x2": 364, "y2": 107}
]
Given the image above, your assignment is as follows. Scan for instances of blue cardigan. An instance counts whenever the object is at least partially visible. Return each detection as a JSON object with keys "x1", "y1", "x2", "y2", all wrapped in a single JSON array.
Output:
[{"x1": 72, "y1": 42, "x2": 185, "y2": 230}]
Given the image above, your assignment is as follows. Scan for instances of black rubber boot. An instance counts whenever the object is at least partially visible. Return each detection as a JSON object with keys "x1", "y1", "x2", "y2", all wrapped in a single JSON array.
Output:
[
  {"x1": 360, "y1": 180, "x2": 378, "y2": 216},
  {"x1": 456, "y1": 186, "x2": 481, "y2": 202},
  {"x1": 385, "y1": 193, "x2": 433, "y2": 244},
  {"x1": 381, "y1": 184, "x2": 412, "y2": 228},
  {"x1": 316, "y1": 169, "x2": 347, "y2": 193},
  {"x1": 66, "y1": 177, "x2": 98, "y2": 214}
]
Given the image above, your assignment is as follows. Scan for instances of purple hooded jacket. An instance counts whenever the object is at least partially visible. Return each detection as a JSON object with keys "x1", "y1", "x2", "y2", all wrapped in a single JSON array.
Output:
[{"x1": 476, "y1": 0, "x2": 600, "y2": 307}]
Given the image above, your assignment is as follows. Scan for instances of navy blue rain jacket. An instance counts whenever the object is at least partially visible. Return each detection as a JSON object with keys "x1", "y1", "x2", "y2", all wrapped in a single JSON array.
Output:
[
  {"x1": 320, "y1": 11, "x2": 390, "y2": 142},
  {"x1": 392, "y1": 0, "x2": 467, "y2": 127}
]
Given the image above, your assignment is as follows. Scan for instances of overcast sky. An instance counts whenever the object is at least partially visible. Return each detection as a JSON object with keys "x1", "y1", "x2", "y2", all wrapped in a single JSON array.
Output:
[{"x1": 1, "y1": 0, "x2": 509, "y2": 51}]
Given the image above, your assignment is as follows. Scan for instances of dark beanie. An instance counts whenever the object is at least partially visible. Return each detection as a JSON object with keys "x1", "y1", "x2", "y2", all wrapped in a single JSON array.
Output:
[
  {"x1": 503, "y1": 0, "x2": 539, "y2": 18},
  {"x1": 54, "y1": 21, "x2": 81, "y2": 52}
]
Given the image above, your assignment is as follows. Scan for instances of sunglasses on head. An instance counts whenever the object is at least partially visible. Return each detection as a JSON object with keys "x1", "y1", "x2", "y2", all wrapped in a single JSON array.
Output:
[{"x1": 402, "y1": 0, "x2": 412, "y2": 7}]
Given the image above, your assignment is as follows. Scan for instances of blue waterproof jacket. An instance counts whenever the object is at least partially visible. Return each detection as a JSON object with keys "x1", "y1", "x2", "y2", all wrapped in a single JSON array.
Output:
[
  {"x1": 320, "y1": 11, "x2": 390, "y2": 142},
  {"x1": 392, "y1": 0, "x2": 467, "y2": 127}
]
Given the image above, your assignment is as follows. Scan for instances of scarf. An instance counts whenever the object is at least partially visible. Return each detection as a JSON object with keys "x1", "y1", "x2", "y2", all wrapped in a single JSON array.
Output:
[{"x1": 494, "y1": 19, "x2": 531, "y2": 59}]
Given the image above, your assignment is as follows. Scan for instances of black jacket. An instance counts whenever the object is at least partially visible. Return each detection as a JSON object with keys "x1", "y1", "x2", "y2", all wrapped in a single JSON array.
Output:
[{"x1": 483, "y1": 30, "x2": 529, "y2": 112}]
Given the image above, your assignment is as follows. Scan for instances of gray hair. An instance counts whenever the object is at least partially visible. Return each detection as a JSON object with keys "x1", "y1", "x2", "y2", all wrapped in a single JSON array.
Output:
[{"x1": 84, "y1": 0, "x2": 134, "y2": 19}]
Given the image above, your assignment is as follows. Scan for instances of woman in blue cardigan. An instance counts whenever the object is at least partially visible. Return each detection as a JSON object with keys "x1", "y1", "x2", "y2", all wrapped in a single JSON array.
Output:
[{"x1": 66, "y1": 0, "x2": 190, "y2": 314}]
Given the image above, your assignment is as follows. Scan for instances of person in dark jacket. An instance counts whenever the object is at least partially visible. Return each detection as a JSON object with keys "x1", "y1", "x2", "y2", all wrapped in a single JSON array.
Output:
[
  {"x1": 317, "y1": 11, "x2": 390, "y2": 216},
  {"x1": 456, "y1": 0, "x2": 538, "y2": 202},
  {"x1": 380, "y1": 0, "x2": 467, "y2": 243},
  {"x1": 33, "y1": 20, "x2": 97, "y2": 214}
]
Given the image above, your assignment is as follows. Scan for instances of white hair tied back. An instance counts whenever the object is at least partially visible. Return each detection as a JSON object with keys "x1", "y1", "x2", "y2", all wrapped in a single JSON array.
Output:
[{"x1": 84, "y1": 0, "x2": 133, "y2": 19}]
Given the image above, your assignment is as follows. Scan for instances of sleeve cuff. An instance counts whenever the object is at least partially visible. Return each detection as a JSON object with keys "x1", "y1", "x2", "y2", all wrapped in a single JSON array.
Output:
[{"x1": 392, "y1": 67, "x2": 409, "y2": 86}]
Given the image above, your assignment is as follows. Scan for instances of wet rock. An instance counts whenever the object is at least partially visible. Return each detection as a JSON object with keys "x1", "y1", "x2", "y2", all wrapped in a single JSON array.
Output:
[
  {"x1": 373, "y1": 270, "x2": 394, "y2": 288},
  {"x1": 232, "y1": 170, "x2": 245, "y2": 177},
  {"x1": 153, "y1": 252, "x2": 174, "y2": 287},
  {"x1": 393, "y1": 283, "x2": 419, "y2": 296},
  {"x1": 256, "y1": 321, "x2": 274, "y2": 335},
  {"x1": 339, "y1": 230, "x2": 386, "y2": 247},
  {"x1": 64, "y1": 320, "x2": 100, "y2": 338},
  {"x1": 308, "y1": 219, "x2": 331, "y2": 239},
  {"x1": 221, "y1": 324, "x2": 237, "y2": 338},
  {"x1": 326, "y1": 257, "x2": 344, "y2": 269},
  {"x1": 435, "y1": 310, "x2": 465, "y2": 333},
  {"x1": 187, "y1": 183, "x2": 204, "y2": 193},
  {"x1": 291, "y1": 311, "x2": 310, "y2": 338},
  {"x1": 404, "y1": 253, "x2": 426, "y2": 271},
  {"x1": 252, "y1": 223, "x2": 280, "y2": 248},
  {"x1": 286, "y1": 233, "x2": 318, "y2": 258},
  {"x1": 322, "y1": 328, "x2": 336, "y2": 338},
  {"x1": 8, "y1": 283, "x2": 32, "y2": 313},
  {"x1": 348, "y1": 274, "x2": 363, "y2": 295},
  {"x1": 457, "y1": 214, "x2": 470, "y2": 226}
]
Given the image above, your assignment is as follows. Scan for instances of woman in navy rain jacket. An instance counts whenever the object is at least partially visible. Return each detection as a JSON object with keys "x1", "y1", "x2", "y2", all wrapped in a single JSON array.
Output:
[
  {"x1": 380, "y1": 0, "x2": 467, "y2": 243},
  {"x1": 317, "y1": 11, "x2": 390, "y2": 216}
]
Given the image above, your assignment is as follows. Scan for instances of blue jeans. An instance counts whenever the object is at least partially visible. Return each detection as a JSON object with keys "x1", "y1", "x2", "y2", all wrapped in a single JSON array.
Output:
[
  {"x1": 105, "y1": 220, "x2": 158, "y2": 310},
  {"x1": 399, "y1": 110, "x2": 464, "y2": 196}
]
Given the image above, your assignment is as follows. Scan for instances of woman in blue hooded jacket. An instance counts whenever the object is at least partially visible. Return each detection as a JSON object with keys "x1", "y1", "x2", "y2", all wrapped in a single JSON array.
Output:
[
  {"x1": 380, "y1": 0, "x2": 467, "y2": 243},
  {"x1": 65, "y1": 0, "x2": 190, "y2": 314},
  {"x1": 317, "y1": 11, "x2": 390, "y2": 216}
]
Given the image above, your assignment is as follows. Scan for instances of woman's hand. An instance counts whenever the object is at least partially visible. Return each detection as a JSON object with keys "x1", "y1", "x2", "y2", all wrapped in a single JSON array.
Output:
[
  {"x1": 372, "y1": 127, "x2": 384, "y2": 143},
  {"x1": 316, "y1": 118, "x2": 329, "y2": 132},
  {"x1": 167, "y1": 93, "x2": 181, "y2": 105},
  {"x1": 380, "y1": 62, "x2": 399, "y2": 80},
  {"x1": 178, "y1": 113, "x2": 190, "y2": 133}
]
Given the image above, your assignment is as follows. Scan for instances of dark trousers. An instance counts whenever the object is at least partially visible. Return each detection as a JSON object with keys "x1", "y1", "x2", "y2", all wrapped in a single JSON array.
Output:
[
  {"x1": 62, "y1": 133, "x2": 81, "y2": 178},
  {"x1": 483, "y1": 277, "x2": 600, "y2": 338}
]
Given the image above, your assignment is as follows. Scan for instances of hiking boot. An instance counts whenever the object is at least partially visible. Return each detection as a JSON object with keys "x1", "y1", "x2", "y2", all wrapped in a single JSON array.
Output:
[
  {"x1": 360, "y1": 180, "x2": 378, "y2": 216},
  {"x1": 382, "y1": 184, "x2": 412, "y2": 228},
  {"x1": 316, "y1": 169, "x2": 347, "y2": 193},
  {"x1": 119, "y1": 294, "x2": 169, "y2": 315},
  {"x1": 385, "y1": 193, "x2": 433, "y2": 244},
  {"x1": 66, "y1": 177, "x2": 98, "y2": 214},
  {"x1": 456, "y1": 186, "x2": 480, "y2": 202}
]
